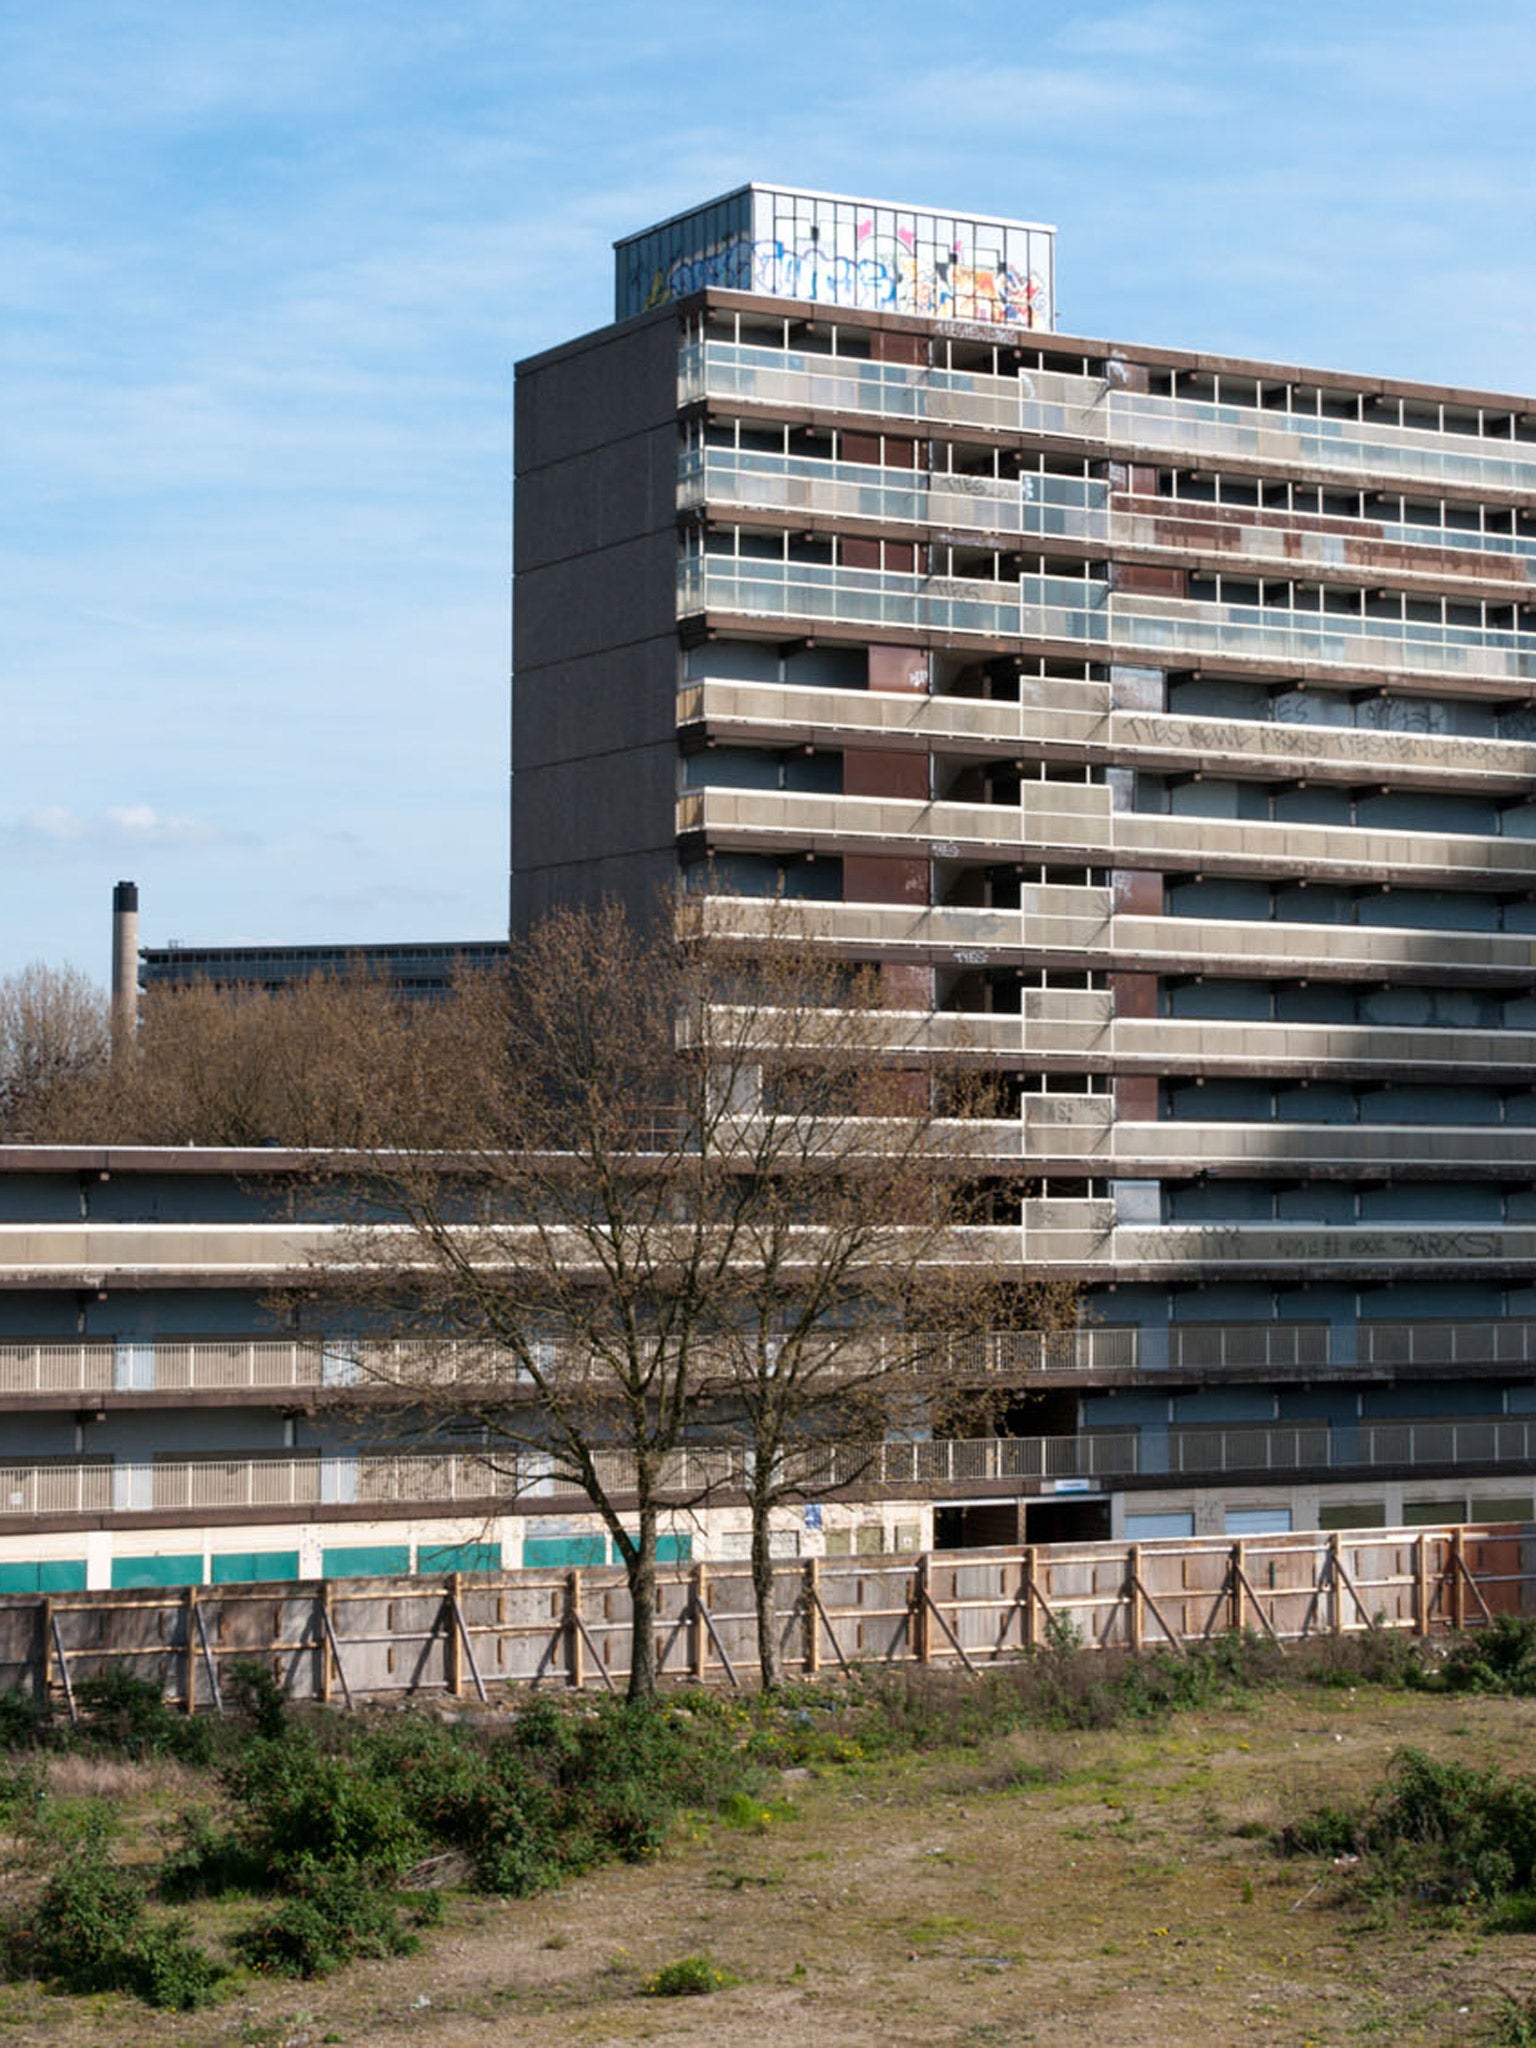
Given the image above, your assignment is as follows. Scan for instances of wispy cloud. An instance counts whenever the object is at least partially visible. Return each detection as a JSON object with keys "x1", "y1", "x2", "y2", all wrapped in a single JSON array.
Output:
[{"x1": 2, "y1": 806, "x2": 253, "y2": 861}]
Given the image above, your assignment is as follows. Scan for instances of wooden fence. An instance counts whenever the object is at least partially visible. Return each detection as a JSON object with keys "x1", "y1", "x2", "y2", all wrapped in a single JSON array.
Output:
[{"x1": 1, "y1": 1524, "x2": 1530, "y2": 1714}]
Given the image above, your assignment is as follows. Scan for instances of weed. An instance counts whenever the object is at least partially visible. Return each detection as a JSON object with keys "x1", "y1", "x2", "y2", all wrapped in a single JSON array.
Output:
[
  {"x1": 1492, "y1": 1993, "x2": 1536, "y2": 2047},
  {"x1": 641, "y1": 1952, "x2": 738, "y2": 1996}
]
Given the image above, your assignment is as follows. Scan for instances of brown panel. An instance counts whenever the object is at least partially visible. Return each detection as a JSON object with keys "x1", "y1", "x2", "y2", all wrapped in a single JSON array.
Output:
[
  {"x1": 872, "y1": 332, "x2": 926, "y2": 365},
  {"x1": 1113, "y1": 869, "x2": 1163, "y2": 915},
  {"x1": 841, "y1": 536, "x2": 880, "y2": 569},
  {"x1": 883, "y1": 541, "x2": 917, "y2": 573},
  {"x1": 1114, "y1": 1075, "x2": 1159, "y2": 1121},
  {"x1": 843, "y1": 855, "x2": 929, "y2": 904},
  {"x1": 883, "y1": 438, "x2": 918, "y2": 470},
  {"x1": 868, "y1": 644, "x2": 930, "y2": 694},
  {"x1": 881, "y1": 963, "x2": 934, "y2": 1008},
  {"x1": 1110, "y1": 973, "x2": 1158, "y2": 1019},
  {"x1": 1112, "y1": 563, "x2": 1187, "y2": 597},
  {"x1": 845, "y1": 748, "x2": 930, "y2": 800},
  {"x1": 1129, "y1": 465, "x2": 1160, "y2": 495},
  {"x1": 841, "y1": 430, "x2": 882, "y2": 467}
]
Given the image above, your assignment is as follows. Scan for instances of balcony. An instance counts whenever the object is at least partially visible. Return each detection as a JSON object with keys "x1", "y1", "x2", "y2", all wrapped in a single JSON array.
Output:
[
  {"x1": 1017, "y1": 1199, "x2": 1536, "y2": 1276},
  {"x1": 683, "y1": 448, "x2": 1536, "y2": 593},
  {"x1": 680, "y1": 676, "x2": 1536, "y2": 797},
  {"x1": 683, "y1": 340, "x2": 1536, "y2": 499},
  {"x1": 679, "y1": 782, "x2": 1536, "y2": 891},
  {"x1": 834, "y1": 997, "x2": 1536, "y2": 1085},
  {"x1": 1013, "y1": 1095, "x2": 1536, "y2": 1177},
  {"x1": 680, "y1": 557, "x2": 1536, "y2": 691},
  {"x1": 4, "y1": 1416, "x2": 1535, "y2": 1525},
  {"x1": 696, "y1": 890, "x2": 1536, "y2": 986}
]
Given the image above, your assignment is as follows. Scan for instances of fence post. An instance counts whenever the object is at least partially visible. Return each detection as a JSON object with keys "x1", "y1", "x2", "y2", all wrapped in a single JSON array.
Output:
[
  {"x1": 1328, "y1": 1532, "x2": 1343, "y2": 1636},
  {"x1": 445, "y1": 1572, "x2": 464, "y2": 1698},
  {"x1": 690, "y1": 1563, "x2": 708, "y2": 1683},
  {"x1": 1450, "y1": 1527, "x2": 1466, "y2": 1632},
  {"x1": 566, "y1": 1570, "x2": 584, "y2": 1690},
  {"x1": 36, "y1": 1596, "x2": 51, "y2": 1709},
  {"x1": 183, "y1": 1586, "x2": 198, "y2": 1714},
  {"x1": 1127, "y1": 1544, "x2": 1143, "y2": 1653},
  {"x1": 913, "y1": 1553, "x2": 932, "y2": 1665},
  {"x1": 317, "y1": 1581, "x2": 334, "y2": 1706},
  {"x1": 1229, "y1": 1540, "x2": 1245, "y2": 1636},
  {"x1": 802, "y1": 1558, "x2": 820, "y2": 1677},
  {"x1": 1414, "y1": 1533, "x2": 1429, "y2": 1638},
  {"x1": 1022, "y1": 1546, "x2": 1040, "y2": 1651}
]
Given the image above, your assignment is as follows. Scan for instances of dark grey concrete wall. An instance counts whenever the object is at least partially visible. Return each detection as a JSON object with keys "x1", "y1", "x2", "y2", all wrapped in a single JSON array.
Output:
[{"x1": 511, "y1": 313, "x2": 682, "y2": 932}]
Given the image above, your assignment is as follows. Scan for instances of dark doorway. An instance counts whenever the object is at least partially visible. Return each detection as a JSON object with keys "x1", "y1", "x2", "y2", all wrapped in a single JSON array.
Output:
[
  {"x1": 934, "y1": 1502, "x2": 1024, "y2": 1551},
  {"x1": 1025, "y1": 1497, "x2": 1112, "y2": 1544}
]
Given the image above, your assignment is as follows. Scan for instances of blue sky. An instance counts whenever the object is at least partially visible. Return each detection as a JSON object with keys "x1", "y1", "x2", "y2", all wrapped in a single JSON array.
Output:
[{"x1": 3, "y1": 0, "x2": 1534, "y2": 981}]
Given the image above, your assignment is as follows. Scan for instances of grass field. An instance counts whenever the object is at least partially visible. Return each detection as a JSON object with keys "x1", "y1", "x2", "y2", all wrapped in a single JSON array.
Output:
[{"x1": 3, "y1": 1656, "x2": 1536, "y2": 2045}]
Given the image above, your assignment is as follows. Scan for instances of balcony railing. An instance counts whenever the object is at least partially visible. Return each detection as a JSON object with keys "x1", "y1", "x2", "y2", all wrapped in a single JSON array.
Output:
[
  {"x1": 6, "y1": 1414, "x2": 1536, "y2": 1522},
  {"x1": 1016, "y1": 1200, "x2": 1536, "y2": 1273},
  {"x1": 681, "y1": 676, "x2": 1536, "y2": 795},
  {"x1": 715, "y1": 992, "x2": 1536, "y2": 1084},
  {"x1": 696, "y1": 888, "x2": 1536, "y2": 985},
  {"x1": 6, "y1": 1319, "x2": 1536, "y2": 1399},
  {"x1": 683, "y1": 448, "x2": 1536, "y2": 586},
  {"x1": 1012, "y1": 1098, "x2": 1536, "y2": 1174},
  {"x1": 683, "y1": 340, "x2": 1536, "y2": 497},
  {"x1": 680, "y1": 557, "x2": 1536, "y2": 687},
  {"x1": 679, "y1": 782, "x2": 1536, "y2": 890}
]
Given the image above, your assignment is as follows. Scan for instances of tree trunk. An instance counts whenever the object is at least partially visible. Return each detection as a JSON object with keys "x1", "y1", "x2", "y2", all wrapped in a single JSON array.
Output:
[
  {"x1": 750, "y1": 1480, "x2": 781, "y2": 1691},
  {"x1": 624, "y1": 1504, "x2": 659, "y2": 1701}
]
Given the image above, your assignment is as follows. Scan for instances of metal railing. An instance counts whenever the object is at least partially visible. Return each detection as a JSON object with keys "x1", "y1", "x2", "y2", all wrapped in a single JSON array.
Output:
[
  {"x1": 7, "y1": 1319, "x2": 1536, "y2": 1398},
  {"x1": 679, "y1": 557, "x2": 1536, "y2": 687},
  {"x1": 683, "y1": 340, "x2": 1536, "y2": 497},
  {"x1": 697, "y1": 889, "x2": 1536, "y2": 984},
  {"x1": 7, "y1": 1413, "x2": 1536, "y2": 1522},
  {"x1": 1015, "y1": 1200, "x2": 1536, "y2": 1272},
  {"x1": 683, "y1": 447, "x2": 1536, "y2": 583}
]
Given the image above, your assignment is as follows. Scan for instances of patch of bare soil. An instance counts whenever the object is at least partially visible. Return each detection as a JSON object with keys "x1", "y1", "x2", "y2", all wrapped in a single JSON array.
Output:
[{"x1": 4, "y1": 1685, "x2": 1536, "y2": 2047}]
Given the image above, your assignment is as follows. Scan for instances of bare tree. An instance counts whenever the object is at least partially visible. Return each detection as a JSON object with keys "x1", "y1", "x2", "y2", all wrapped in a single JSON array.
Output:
[
  {"x1": 318, "y1": 899, "x2": 1029, "y2": 1695},
  {"x1": 46, "y1": 968, "x2": 502, "y2": 1149},
  {"x1": 0, "y1": 963, "x2": 111, "y2": 1139}
]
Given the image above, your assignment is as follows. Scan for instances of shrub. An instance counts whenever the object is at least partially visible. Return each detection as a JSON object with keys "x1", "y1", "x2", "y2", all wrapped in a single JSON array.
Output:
[
  {"x1": 1428, "y1": 1617, "x2": 1536, "y2": 1697},
  {"x1": 13, "y1": 1830, "x2": 223, "y2": 2009},
  {"x1": 224, "y1": 1660, "x2": 288, "y2": 1738},
  {"x1": 236, "y1": 1864, "x2": 417, "y2": 1979},
  {"x1": 72, "y1": 1672, "x2": 213, "y2": 1765},
  {"x1": 1281, "y1": 1747, "x2": 1536, "y2": 1907},
  {"x1": 641, "y1": 1952, "x2": 738, "y2": 1996},
  {"x1": 0, "y1": 1685, "x2": 49, "y2": 1749},
  {"x1": 222, "y1": 1730, "x2": 422, "y2": 1882}
]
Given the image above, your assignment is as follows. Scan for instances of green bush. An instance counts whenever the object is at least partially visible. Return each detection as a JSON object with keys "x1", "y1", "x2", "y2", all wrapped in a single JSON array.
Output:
[
  {"x1": 12, "y1": 1830, "x2": 223, "y2": 2009},
  {"x1": 222, "y1": 1730, "x2": 422, "y2": 1882},
  {"x1": 0, "y1": 1685, "x2": 49, "y2": 1749},
  {"x1": 72, "y1": 1672, "x2": 214, "y2": 1765},
  {"x1": 1281, "y1": 1747, "x2": 1536, "y2": 1907},
  {"x1": 224, "y1": 1660, "x2": 289, "y2": 1738},
  {"x1": 1427, "y1": 1617, "x2": 1536, "y2": 1697},
  {"x1": 236, "y1": 1864, "x2": 417, "y2": 1979}
]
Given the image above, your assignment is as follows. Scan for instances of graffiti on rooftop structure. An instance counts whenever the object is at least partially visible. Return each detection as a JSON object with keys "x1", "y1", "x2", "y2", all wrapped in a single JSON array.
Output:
[{"x1": 622, "y1": 192, "x2": 1054, "y2": 330}]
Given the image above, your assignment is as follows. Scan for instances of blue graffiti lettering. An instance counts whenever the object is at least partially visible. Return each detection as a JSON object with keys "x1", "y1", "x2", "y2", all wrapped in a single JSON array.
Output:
[{"x1": 649, "y1": 235, "x2": 1047, "y2": 328}]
